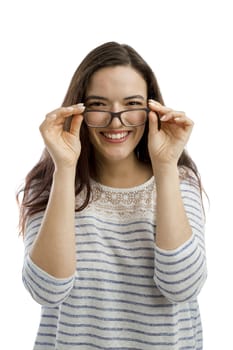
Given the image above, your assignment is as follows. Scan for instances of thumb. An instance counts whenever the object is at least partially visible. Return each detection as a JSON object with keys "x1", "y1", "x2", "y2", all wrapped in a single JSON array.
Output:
[
  {"x1": 148, "y1": 111, "x2": 161, "y2": 136},
  {"x1": 70, "y1": 114, "x2": 84, "y2": 138}
]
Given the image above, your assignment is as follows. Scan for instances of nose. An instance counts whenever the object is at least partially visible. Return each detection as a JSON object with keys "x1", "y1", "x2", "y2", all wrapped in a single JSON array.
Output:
[
  {"x1": 109, "y1": 115, "x2": 123, "y2": 128},
  {"x1": 107, "y1": 108, "x2": 124, "y2": 128},
  {"x1": 106, "y1": 102, "x2": 123, "y2": 128}
]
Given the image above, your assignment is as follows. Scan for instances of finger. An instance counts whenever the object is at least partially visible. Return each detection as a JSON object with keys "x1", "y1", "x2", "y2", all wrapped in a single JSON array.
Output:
[
  {"x1": 148, "y1": 99, "x2": 172, "y2": 114},
  {"x1": 173, "y1": 115, "x2": 194, "y2": 128},
  {"x1": 41, "y1": 104, "x2": 85, "y2": 131},
  {"x1": 45, "y1": 104, "x2": 85, "y2": 123},
  {"x1": 148, "y1": 111, "x2": 161, "y2": 135},
  {"x1": 160, "y1": 111, "x2": 193, "y2": 126},
  {"x1": 69, "y1": 114, "x2": 84, "y2": 137}
]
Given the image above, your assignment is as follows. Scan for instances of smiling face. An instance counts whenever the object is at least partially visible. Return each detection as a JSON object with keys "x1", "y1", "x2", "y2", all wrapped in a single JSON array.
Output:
[{"x1": 85, "y1": 65, "x2": 148, "y2": 165}]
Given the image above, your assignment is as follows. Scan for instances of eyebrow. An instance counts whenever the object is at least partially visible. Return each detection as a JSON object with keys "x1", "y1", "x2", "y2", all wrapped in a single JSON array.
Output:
[
  {"x1": 85, "y1": 95, "x2": 146, "y2": 102},
  {"x1": 124, "y1": 95, "x2": 145, "y2": 101},
  {"x1": 85, "y1": 95, "x2": 108, "y2": 102}
]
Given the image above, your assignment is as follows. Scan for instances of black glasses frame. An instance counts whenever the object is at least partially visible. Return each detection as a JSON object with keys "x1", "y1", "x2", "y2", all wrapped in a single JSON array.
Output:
[{"x1": 83, "y1": 107, "x2": 150, "y2": 128}]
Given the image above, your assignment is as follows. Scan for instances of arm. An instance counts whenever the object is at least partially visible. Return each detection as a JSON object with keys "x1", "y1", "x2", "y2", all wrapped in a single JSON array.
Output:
[
  {"x1": 148, "y1": 100, "x2": 207, "y2": 301},
  {"x1": 22, "y1": 212, "x2": 75, "y2": 306},
  {"x1": 153, "y1": 173, "x2": 207, "y2": 302},
  {"x1": 148, "y1": 99, "x2": 195, "y2": 251},
  {"x1": 30, "y1": 168, "x2": 77, "y2": 278},
  {"x1": 154, "y1": 164, "x2": 192, "y2": 249},
  {"x1": 29, "y1": 104, "x2": 85, "y2": 278}
]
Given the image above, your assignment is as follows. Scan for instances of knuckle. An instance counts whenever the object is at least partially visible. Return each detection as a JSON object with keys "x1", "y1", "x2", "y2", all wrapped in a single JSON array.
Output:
[
  {"x1": 46, "y1": 113, "x2": 56, "y2": 120},
  {"x1": 39, "y1": 121, "x2": 46, "y2": 131}
]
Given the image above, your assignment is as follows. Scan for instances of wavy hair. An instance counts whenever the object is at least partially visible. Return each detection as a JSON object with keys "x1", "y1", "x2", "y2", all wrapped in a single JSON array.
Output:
[{"x1": 16, "y1": 41, "x2": 202, "y2": 234}]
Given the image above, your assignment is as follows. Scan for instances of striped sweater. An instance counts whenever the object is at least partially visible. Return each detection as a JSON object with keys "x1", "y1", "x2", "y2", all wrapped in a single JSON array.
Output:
[{"x1": 22, "y1": 174, "x2": 207, "y2": 350}]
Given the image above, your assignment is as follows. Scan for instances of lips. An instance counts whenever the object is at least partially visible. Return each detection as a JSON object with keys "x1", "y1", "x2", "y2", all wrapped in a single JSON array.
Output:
[{"x1": 102, "y1": 131, "x2": 130, "y2": 140}]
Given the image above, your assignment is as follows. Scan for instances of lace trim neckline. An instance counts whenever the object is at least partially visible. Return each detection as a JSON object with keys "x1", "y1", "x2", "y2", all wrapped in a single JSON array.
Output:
[{"x1": 90, "y1": 176, "x2": 155, "y2": 193}]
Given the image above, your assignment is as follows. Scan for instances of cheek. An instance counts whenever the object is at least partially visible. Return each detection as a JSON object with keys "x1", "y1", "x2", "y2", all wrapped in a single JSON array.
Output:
[{"x1": 87, "y1": 129, "x2": 101, "y2": 149}]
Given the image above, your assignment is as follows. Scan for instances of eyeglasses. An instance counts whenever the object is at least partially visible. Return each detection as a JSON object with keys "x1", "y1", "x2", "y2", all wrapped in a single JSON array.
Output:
[{"x1": 83, "y1": 108, "x2": 149, "y2": 128}]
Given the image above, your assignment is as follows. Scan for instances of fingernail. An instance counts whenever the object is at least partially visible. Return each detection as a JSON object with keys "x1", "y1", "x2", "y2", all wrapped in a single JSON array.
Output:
[
  {"x1": 76, "y1": 104, "x2": 85, "y2": 111},
  {"x1": 160, "y1": 115, "x2": 167, "y2": 121},
  {"x1": 148, "y1": 99, "x2": 160, "y2": 106},
  {"x1": 67, "y1": 106, "x2": 74, "y2": 111}
]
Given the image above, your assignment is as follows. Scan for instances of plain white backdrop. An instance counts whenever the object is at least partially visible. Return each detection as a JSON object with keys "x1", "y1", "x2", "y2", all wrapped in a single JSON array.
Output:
[{"x1": 1, "y1": 0, "x2": 232, "y2": 349}]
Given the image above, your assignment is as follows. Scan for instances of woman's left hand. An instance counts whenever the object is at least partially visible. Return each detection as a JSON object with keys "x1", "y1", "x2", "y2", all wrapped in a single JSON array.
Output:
[{"x1": 147, "y1": 100, "x2": 194, "y2": 168}]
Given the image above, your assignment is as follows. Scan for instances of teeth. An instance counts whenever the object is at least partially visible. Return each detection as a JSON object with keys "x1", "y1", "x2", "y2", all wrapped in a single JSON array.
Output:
[{"x1": 103, "y1": 132, "x2": 129, "y2": 140}]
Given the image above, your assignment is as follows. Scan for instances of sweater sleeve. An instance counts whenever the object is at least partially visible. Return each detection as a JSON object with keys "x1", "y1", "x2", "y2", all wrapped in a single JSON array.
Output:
[
  {"x1": 153, "y1": 175, "x2": 207, "y2": 303},
  {"x1": 22, "y1": 213, "x2": 75, "y2": 306}
]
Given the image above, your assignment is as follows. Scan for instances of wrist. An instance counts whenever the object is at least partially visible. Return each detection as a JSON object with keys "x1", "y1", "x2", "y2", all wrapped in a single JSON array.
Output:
[
  {"x1": 152, "y1": 162, "x2": 179, "y2": 181},
  {"x1": 53, "y1": 167, "x2": 77, "y2": 182}
]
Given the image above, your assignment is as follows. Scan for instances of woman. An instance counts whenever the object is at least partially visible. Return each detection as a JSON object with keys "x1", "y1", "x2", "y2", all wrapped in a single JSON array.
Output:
[{"x1": 17, "y1": 41, "x2": 207, "y2": 349}]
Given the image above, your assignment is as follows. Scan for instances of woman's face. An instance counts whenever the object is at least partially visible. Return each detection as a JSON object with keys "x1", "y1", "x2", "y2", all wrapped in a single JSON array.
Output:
[{"x1": 85, "y1": 65, "x2": 147, "y2": 164}]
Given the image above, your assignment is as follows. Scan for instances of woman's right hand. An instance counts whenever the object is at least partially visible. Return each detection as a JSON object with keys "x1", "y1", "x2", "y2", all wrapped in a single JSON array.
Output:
[{"x1": 39, "y1": 103, "x2": 85, "y2": 169}]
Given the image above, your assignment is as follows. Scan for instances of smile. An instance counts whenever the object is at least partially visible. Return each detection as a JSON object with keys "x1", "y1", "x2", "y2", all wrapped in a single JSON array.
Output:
[{"x1": 102, "y1": 131, "x2": 130, "y2": 140}]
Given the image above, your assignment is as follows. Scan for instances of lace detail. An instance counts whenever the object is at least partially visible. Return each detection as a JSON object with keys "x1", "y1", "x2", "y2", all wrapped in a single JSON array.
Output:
[
  {"x1": 92, "y1": 176, "x2": 155, "y2": 205},
  {"x1": 76, "y1": 177, "x2": 156, "y2": 221},
  {"x1": 75, "y1": 168, "x2": 191, "y2": 221}
]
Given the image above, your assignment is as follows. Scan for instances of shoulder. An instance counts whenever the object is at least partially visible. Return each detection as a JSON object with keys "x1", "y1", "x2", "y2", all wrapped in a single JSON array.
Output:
[
  {"x1": 179, "y1": 166, "x2": 201, "y2": 190},
  {"x1": 178, "y1": 166, "x2": 204, "y2": 210}
]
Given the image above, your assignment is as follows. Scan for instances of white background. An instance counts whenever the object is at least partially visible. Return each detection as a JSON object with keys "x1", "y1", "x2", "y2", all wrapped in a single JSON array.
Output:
[{"x1": 0, "y1": 0, "x2": 232, "y2": 349}]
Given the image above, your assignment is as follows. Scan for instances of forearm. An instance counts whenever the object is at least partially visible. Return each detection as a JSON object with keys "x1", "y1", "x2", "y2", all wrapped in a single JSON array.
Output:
[
  {"x1": 154, "y1": 164, "x2": 192, "y2": 250},
  {"x1": 30, "y1": 168, "x2": 76, "y2": 278}
]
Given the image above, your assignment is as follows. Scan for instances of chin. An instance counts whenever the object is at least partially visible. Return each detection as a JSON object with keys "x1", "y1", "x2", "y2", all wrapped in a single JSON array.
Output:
[{"x1": 100, "y1": 149, "x2": 134, "y2": 163}]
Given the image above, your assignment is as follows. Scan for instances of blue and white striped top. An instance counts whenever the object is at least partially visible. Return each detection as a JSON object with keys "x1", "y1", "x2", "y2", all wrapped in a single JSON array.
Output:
[{"x1": 22, "y1": 174, "x2": 207, "y2": 350}]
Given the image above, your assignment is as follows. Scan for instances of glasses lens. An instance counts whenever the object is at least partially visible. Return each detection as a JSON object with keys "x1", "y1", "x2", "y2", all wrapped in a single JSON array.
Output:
[
  {"x1": 122, "y1": 109, "x2": 147, "y2": 126},
  {"x1": 84, "y1": 109, "x2": 148, "y2": 127},
  {"x1": 84, "y1": 111, "x2": 110, "y2": 127}
]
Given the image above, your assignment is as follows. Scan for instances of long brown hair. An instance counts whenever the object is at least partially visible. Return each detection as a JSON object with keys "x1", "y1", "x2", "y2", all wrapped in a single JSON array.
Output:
[{"x1": 16, "y1": 41, "x2": 202, "y2": 234}]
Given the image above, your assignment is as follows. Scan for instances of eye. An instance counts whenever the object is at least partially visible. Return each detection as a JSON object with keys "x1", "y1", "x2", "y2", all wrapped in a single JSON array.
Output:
[
  {"x1": 87, "y1": 101, "x2": 106, "y2": 108},
  {"x1": 127, "y1": 100, "x2": 143, "y2": 107}
]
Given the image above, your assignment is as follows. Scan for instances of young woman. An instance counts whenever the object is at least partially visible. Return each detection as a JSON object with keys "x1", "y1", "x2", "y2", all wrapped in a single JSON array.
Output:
[{"x1": 18, "y1": 41, "x2": 207, "y2": 350}]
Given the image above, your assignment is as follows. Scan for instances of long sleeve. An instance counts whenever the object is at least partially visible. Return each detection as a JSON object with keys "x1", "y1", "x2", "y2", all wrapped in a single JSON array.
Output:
[
  {"x1": 153, "y1": 176, "x2": 207, "y2": 302},
  {"x1": 22, "y1": 177, "x2": 206, "y2": 349},
  {"x1": 22, "y1": 213, "x2": 75, "y2": 306}
]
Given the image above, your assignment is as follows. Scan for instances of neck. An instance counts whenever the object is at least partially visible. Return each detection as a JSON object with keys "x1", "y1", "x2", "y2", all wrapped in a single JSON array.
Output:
[{"x1": 94, "y1": 155, "x2": 152, "y2": 188}]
